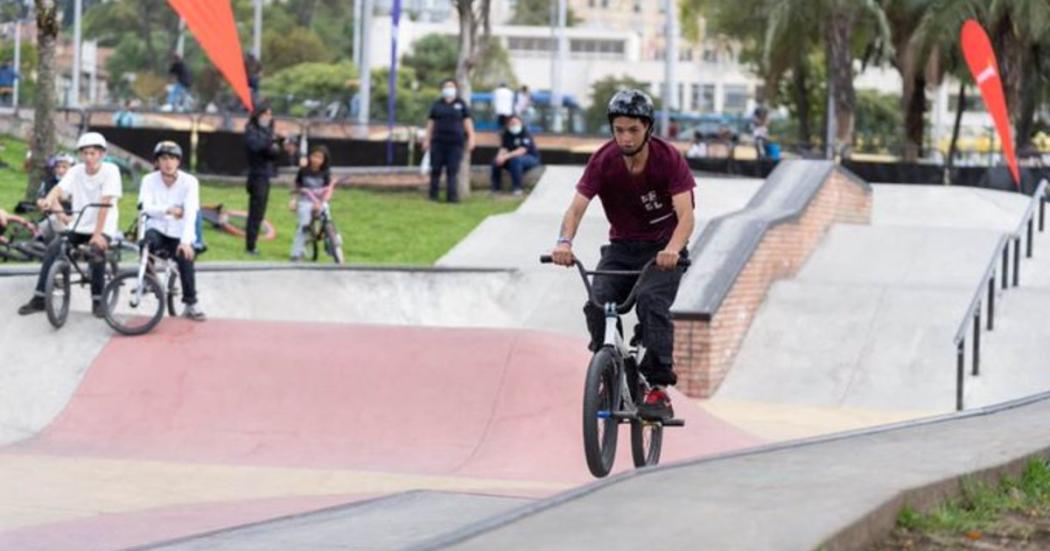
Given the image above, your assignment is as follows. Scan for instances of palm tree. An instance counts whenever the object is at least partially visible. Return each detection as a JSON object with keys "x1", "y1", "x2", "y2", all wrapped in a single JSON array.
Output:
[
  {"x1": 27, "y1": 0, "x2": 58, "y2": 201},
  {"x1": 913, "y1": 0, "x2": 1050, "y2": 148}
]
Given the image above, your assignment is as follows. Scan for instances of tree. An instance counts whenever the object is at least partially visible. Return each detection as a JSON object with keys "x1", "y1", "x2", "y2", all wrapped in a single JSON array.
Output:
[
  {"x1": 471, "y1": 37, "x2": 517, "y2": 90},
  {"x1": 452, "y1": 0, "x2": 492, "y2": 199},
  {"x1": 509, "y1": 0, "x2": 577, "y2": 27},
  {"x1": 261, "y1": 25, "x2": 332, "y2": 73},
  {"x1": 913, "y1": 0, "x2": 1050, "y2": 149},
  {"x1": 28, "y1": 0, "x2": 58, "y2": 201},
  {"x1": 370, "y1": 66, "x2": 439, "y2": 125},
  {"x1": 402, "y1": 33, "x2": 458, "y2": 87},
  {"x1": 261, "y1": 60, "x2": 357, "y2": 113}
]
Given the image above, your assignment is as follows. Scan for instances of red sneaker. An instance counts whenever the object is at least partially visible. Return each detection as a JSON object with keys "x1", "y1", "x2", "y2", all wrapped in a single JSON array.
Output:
[{"x1": 638, "y1": 386, "x2": 673, "y2": 420}]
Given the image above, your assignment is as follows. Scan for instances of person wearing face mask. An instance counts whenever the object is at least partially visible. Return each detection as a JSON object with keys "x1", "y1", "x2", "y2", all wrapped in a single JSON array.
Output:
[
  {"x1": 244, "y1": 101, "x2": 280, "y2": 255},
  {"x1": 490, "y1": 114, "x2": 541, "y2": 196},
  {"x1": 423, "y1": 78, "x2": 475, "y2": 203}
]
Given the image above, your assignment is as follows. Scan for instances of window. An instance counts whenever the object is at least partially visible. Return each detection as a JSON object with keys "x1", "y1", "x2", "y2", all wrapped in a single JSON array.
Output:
[
  {"x1": 724, "y1": 84, "x2": 748, "y2": 113},
  {"x1": 679, "y1": 48, "x2": 693, "y2": 62},
  {"x1": 702, "y1": 47, "x2": 717, "y2": 63},
  {"x1": 677, "y1": 83, "x2": 684, "y2": 109},
  {"x1": 569, "y1": 38, "x2": 625, "y2": 59},
  {"x1": 507, "y1": 36, "x2": 555, "y2": 55},
  {"x1": 690, "y1": 83, "x2": 701, "y2": 111},
  {"x1": 633, "y1": 0, "x2": 642, "y2": 13}
]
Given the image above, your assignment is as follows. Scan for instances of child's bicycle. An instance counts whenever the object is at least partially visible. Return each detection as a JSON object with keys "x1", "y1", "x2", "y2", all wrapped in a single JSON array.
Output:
[
  {"x1": 540, "y1": 253, "x2": 690, "y2": 478},
  {"x1": 43, "y1": 204, "x2": 121, "y2": 329},
  {"x1": 101, "y1": 211, "x2": 183, "y2": 336},
  {"x1": 304, "y1": 203, "x2": 344, "y2": 264}
]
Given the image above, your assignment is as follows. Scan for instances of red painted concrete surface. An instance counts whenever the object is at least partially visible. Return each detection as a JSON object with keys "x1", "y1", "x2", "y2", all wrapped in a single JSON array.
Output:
[{"x1": 2, "y1": 318, "x2": 761, "y2": 549}]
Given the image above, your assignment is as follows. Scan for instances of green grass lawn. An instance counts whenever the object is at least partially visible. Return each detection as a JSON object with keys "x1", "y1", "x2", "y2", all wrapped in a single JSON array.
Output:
[
  {"x1": 880, "y1": 458, "x2": 1050, "y2": 549},
  {"x1": 0, "y1": 135, "x2": 522, "y2": 265}
]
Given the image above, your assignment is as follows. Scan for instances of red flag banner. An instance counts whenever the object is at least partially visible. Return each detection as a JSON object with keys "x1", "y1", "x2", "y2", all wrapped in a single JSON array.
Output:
[
  {"x1": 167, "y1": 0, "x2": 253, "y2": 112},
  {"x1": 960, "y1": 19, "x2": 1019, "y2": 187}
]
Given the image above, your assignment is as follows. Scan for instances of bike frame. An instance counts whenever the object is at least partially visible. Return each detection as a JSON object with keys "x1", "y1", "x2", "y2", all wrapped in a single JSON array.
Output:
[
  {"x1": 129, "y1": 211, "x2": 177, "y2": 308},
  {"x1": 543, "y1": 254, "x2": 689, "y2": 420}
]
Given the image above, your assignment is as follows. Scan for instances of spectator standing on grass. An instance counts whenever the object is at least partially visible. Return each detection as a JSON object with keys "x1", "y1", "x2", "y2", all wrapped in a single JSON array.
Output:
[
  {"x1": 423, "y1": 79, "x2": 475, "y2": 204},
  {"x1": 244, "y1": 101, "x2": 280, "y2": 255},
  {"x1": 0, "y1": 61, "x2": 19, "y2": 106},
  {"x1": 490, "y1": 114, "x2": 540, "y2": 196},
  {"x1": 493, "y1": 81, "x2": 515, "y2": 128}
]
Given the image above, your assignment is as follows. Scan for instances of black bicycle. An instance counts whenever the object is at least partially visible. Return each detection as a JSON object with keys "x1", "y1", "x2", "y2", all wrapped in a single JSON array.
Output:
[
  {"x1": 43, "y1": 204, "x2": 121, "y2": 329},
  {"x1": 541, "y1": 254, "x2": 690, "y2": 478},
  {"x1": 305, "y1": 203, "x2": 344, "y2": 264}
]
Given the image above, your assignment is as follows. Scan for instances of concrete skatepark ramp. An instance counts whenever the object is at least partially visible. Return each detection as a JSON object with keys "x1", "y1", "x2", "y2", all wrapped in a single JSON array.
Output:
[{"x1": 5, "y1": 162, "x2": 1050, "y2": 549}]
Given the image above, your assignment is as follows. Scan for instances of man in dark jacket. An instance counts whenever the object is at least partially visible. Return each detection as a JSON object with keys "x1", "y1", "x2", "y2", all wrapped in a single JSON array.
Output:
[{"x1": 244, "y1": 102, "x2": 279, "y2": 255}]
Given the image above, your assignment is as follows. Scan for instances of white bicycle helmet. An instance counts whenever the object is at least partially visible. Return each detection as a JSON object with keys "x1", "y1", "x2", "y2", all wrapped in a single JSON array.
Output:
[{"x1": 75, "y1": 132, "x2": 107, "y2": 151}]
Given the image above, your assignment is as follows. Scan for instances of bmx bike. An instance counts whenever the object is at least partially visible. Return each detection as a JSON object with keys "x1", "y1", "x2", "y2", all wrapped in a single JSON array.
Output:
[{"x1": 541, "y1": 253, "x2": 690, "y2": 478}]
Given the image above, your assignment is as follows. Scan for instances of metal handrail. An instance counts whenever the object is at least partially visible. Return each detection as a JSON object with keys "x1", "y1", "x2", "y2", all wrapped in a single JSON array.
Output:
[{"x1": 953, "y1": 179, "x2": 1049, "y2": 410}]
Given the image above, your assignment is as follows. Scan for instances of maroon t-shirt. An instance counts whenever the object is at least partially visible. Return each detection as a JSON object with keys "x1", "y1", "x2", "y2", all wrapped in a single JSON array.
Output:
[{"x1": 576, "y1": 136, "x2": 696, "y2": 242}]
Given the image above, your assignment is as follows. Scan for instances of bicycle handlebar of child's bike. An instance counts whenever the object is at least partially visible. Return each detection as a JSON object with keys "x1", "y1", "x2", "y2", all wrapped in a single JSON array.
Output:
[{"x1": 539, "y1": 254, "x2": 690, "y2": 314}]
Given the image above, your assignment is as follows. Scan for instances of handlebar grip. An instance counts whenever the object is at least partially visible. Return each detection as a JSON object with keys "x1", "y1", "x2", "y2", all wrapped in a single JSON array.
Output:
[
  {"x1": 678, "y1": 258, "x2": 692, "y2": 268},
  {"x1": 539, "y1": 255, "x2": 554, "y2": 264}
]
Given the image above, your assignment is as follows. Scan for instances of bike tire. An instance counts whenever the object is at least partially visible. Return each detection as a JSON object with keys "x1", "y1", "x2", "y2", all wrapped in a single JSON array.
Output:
[
  {"x1": 582, "y1": 346, "x2": 621, "y2": 478},
  {"x1": 102, "y1": 271, "x2": 165, "y2": 336},
  {"x1": 630, "y1": 419, "x2": 664, "y2": 468},
  {"x1": 309, "y1": 222, "x2": 320, "y2": 262},
  {"x1": 44, "y1": 260, "x2": 72, "y2": 329},
  {"x1": 166, "y1": 271, "x2": 179, "y2": 317},
  {"x1": 324, "y1": 220, "x2": 345, "y2": 264}
]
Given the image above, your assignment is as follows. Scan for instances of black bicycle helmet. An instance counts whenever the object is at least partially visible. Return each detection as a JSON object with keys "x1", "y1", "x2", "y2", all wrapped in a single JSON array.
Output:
[
  {"x1": 606, "y1": 89, "x2": 655, "y2": 126},
  {"x1": 153, "y1": 140, "x2": 183, "y2": 160}
]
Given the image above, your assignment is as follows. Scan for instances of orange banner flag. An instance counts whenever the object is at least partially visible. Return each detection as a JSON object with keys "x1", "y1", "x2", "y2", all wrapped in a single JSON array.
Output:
[
  {"x1": 961, "y1": 19, "x2": 1019, "y2": 187},
  {"x1": 167, "y1": 0, "x2": 253, "y2": 112}
]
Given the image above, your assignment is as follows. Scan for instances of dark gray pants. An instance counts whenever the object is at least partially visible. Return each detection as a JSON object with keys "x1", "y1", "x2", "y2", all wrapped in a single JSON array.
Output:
[{"x1": 583, "y1": 240, "x2": 686, "y2": 386}]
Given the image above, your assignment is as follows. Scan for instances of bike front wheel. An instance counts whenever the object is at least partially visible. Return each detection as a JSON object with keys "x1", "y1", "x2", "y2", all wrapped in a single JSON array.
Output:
[
  {"x1": 582, "y1": 346, "x2": 621, "y2": 478},
  {"x1": 44, "y1": 260, "x2": 71, "y2": 329},
  {"x1": 102, "y1": 271, "x2": 165, "y2": 336},
  {"x1": 323, "y1": 220, "x2": 345, "y2": 264}
]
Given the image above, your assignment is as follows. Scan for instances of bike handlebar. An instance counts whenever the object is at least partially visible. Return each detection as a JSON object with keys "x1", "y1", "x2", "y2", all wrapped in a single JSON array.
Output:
[{"x1": 539, "y1": 253, "x2": 691, "y2": 314}]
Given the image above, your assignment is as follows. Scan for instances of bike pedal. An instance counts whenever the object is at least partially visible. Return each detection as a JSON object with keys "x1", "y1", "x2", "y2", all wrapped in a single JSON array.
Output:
[{"x1": 662, "y1": 418, "x2": 686, "y2": 427}]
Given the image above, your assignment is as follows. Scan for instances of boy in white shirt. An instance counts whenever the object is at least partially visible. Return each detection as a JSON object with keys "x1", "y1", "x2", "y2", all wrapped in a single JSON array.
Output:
[
  {"x1": 138, "y1": 140, "x2": 206, "y2": 321},
  {"x1": 18, "y1": 132, "x2": 121, "y2": 318}
]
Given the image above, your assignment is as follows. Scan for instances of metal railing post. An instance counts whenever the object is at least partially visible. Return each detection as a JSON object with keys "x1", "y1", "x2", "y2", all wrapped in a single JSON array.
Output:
[
  {"x1": 1014, "y1": 237, "x2": 1021, "y2": 286},
  {"x1": 1027, "y1": 218, "x2": 1034, "y2": 258},
  {"x1": 956, "y1": 341, "x2": 965, "y2": 411},
  {"x1": 1040, "y1": 197, "x2": 1046, "y2": 232},
  {"x1": 988, "y1": 276, "x2": 995, "y2": 331},
  {"x1": 1002, "y1": 246, "x2": 1010, "y2": 290},
  {"x1": 973, "y1": 310, "x2": 980, "y2": 376}
]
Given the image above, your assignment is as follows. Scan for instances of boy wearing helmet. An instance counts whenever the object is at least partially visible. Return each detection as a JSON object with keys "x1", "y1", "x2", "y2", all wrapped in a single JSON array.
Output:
[
  {"x1": 550, "y1": 89, "x2": 695, "y2": 419},
  {"x1": 18, "y1": 132, "x2": 122, "y2": 317},
  {"x1": 138, "y1": 141, "x2": 206, "y2": 321},
  {"x1": 35, "y1": 153, "x2": 75, "y2": 242}
]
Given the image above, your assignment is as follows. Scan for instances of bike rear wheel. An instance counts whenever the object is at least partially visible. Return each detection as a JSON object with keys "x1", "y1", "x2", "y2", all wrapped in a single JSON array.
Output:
[
  {"x1": 582, "y1": 346, "x2": 621, "y2": 478},
  {"x1": 102, "y1": 271, "x2": 165, "y2": 336},
  {"x1": 44, "y1": 260, "x2": 71, "y2": 329},
  {"x1": 630, "y1": 419, "x2": 664, "y2": 468}
]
